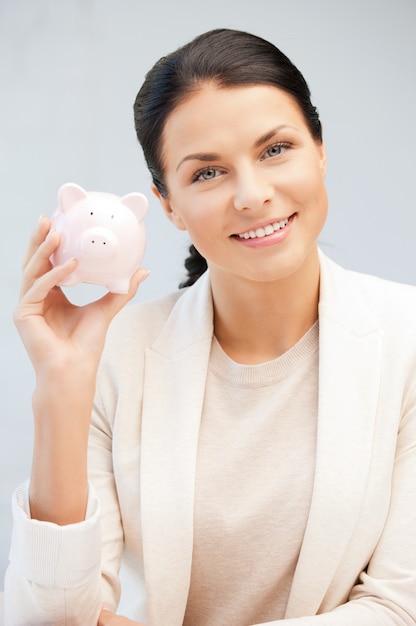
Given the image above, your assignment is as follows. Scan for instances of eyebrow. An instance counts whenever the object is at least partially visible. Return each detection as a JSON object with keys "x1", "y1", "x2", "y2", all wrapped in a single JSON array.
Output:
[
  {"x1": 176, "y1": 125, "x2": 298, "y2": 171},
  {"x1": 254, "y1": 125, "x2": 296, "y2": 148},
  {"x1": 176, "y1": 152, "x2": 220, "y2": 172}
]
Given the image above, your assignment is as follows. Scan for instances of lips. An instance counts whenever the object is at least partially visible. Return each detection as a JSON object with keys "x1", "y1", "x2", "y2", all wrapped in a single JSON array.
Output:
[{"x1": 233, "y1": 215, "x2": 292, "y2": 240}]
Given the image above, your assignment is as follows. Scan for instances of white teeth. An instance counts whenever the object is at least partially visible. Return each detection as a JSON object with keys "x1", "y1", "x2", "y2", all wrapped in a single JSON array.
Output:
[{"x1": 238, "y1": 218, "x2": 289, "y2": 239}]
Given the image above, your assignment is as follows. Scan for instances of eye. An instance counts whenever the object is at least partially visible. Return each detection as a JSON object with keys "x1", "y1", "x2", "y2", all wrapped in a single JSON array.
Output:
[
  {"x1": 192, "y1": 166, "x2": 224, "y2": 183},
  {"x1": 261, "y1": 141, "x2": 291, "y2": 160}
]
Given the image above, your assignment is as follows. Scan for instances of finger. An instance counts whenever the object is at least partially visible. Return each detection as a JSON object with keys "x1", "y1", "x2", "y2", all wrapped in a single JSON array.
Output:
[
  {"x1": 18, "y1": 258, "x2": 78, "y2": 313},
  {"x1": 22, "y1": 215, "x2": 51, "y2": 269},
  {"x1": 93, "y1": 268, "x2": 150, "y2": 322},
  {"x1": 20, "y1": 229, "x2": 62, "y2": 298},
  {"x1": 128, "y1": 267, "x2": 151, "y2": 297}
]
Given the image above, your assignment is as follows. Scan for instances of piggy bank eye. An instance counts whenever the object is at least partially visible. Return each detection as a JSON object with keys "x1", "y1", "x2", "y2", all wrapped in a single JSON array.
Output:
[
  {"x1": 90, "y1": 211, "x2": 94, "y2": 216},
  {"x1": 111, "y1": 214, "x2": 114, "y2": 219}
]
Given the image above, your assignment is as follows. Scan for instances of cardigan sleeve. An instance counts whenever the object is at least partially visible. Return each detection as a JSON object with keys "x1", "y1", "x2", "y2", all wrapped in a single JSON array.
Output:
[
  {"x1": 4, "y1": 481, "x2": 103, "y2": 625},
  {"x1": 4, "y1": 389, "x2": 126, "y2": 625}
]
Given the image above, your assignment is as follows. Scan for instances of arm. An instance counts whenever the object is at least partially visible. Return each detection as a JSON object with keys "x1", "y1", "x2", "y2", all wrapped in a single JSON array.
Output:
[{"x1": 4, "y1": 216, "x2": 149, "y2": 624}]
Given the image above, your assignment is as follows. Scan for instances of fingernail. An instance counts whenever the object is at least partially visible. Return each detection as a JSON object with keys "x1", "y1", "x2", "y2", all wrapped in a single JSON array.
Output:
[{"x1": 45, "y1": 228, "x2": 57, "y2": 241}]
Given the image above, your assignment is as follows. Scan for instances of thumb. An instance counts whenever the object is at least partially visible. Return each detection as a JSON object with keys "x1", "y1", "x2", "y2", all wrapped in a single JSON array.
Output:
[
  {"x1": 98, "y1": 268, "x2": 150, "y2": 321},
  {"x1": 124, "y1": 267, "x2": 151, "y2": 301}
]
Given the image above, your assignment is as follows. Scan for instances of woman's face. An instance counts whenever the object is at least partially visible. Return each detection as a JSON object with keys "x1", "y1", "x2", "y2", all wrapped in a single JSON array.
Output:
[{"x1": 155, "y1": 84, "x2": 328, "y2": 285}]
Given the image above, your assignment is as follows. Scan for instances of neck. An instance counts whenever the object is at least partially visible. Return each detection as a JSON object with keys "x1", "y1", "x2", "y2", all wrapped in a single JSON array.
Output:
[{"x1": 209, "y1": 249, "x2": 320, "y2": 364}]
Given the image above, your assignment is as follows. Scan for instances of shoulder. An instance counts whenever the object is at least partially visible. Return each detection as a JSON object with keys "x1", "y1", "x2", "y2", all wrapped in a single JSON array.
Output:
[
  {"x1": 320, "y1": 252, "x2": 416, "y2": 310},
  {"x1": 100, "y1": 270, "x2": 213, "y2": 372},
  {"x1": 105, "y1": 289, "x2": 186, "y2": 354},
  {"x1": 320, "y1": 252, "x2": 416, "y2": 328},
  {"x1": 96, "y1": 289, "x2": 188, "y2": 393},
  {"x1": 346, "y1": 267, "x2": 416, "y2": 323}
]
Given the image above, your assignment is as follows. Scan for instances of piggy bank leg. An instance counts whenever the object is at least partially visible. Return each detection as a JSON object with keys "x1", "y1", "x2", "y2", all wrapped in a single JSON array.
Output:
[{"x1": 105, "y1": 278, "x2": 131, "y2": 294}]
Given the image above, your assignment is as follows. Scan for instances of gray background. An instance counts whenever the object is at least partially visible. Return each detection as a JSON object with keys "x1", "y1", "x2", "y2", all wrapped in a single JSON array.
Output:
[{"x1": 1, "y1": 0, "x2": 415, "y2": 584}]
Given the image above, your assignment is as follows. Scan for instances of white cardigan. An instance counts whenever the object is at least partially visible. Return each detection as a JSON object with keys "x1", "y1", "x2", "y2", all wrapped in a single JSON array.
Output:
[{"x1": 5, "y1": 252, "x2": 416, "y2": 625}]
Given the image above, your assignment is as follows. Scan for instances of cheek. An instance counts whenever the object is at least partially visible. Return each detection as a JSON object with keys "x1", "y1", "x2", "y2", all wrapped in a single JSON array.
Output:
[
  {"x1": 173, "y1": 188, "x2": 226, "y2": 230},
  {"x1": 287, "y1": 165, "x2": 328, "y2": 232},
  {"x1": 309, "y1": 178, "x2": 328, "y2": 228},
  {"x1": 177, "y1": 201, "x2": 227, "y2": 260},
  {"x1": 291, "y1": 163, "x2": 327, "y2": 206}
]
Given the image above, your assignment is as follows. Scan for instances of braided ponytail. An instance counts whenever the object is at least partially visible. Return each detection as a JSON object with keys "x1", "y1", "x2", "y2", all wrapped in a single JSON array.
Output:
[{"x1": 179, "y1": 244, "x2": 208, "y2": 288}]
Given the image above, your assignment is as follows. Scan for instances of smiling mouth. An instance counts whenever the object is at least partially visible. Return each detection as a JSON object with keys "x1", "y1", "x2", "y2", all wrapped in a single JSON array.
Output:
[{"x1": 234, "y1": 216, "x2": 292, "y2": 240}]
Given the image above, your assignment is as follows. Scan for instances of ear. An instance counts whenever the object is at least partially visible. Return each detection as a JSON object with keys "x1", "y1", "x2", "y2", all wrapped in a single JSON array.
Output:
[
  {"x1": 151, "y1": 183, "x2": 187, "y2": 231},
  {"x1": 121, "y1": 192, "x2": 148, "y2": 221},
  {"x1": 58, "y1": 182, "x2": 88, "y2": 212},
  {"x1": 318, "y1": 141, "x2": 327, "y2": 178}
]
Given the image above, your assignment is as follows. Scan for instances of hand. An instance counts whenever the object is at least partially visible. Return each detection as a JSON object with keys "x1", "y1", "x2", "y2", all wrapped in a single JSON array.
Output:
[
  {"x1": 98, "y1": 608, "x2": 145, "y2": 625},
  {"x1": 14, "y1": 215, "x2": 149, "y2": 381}
]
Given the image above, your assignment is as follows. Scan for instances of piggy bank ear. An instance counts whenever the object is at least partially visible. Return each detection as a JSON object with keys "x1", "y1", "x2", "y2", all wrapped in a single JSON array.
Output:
[
  {"x1": 58, "y1": 183, "x2": 88, "y2": 212},
  {"x1": 121, "y1": 192, "x2": 148, "y2": 221}
]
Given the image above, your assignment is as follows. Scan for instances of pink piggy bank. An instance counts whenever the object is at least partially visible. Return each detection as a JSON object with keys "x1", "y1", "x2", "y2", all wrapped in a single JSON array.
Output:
[{"x1": 50, "y1": 182, "x2": 148, "y2": 293}]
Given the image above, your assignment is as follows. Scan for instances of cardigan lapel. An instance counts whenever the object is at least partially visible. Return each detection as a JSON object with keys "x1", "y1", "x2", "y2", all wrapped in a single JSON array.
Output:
[
  {"x1": 140, "y1": 273, "x2": 214, "y2": 626},
  {"x1": 285, "y1": 253, "x2": 384, "y2": 617}
]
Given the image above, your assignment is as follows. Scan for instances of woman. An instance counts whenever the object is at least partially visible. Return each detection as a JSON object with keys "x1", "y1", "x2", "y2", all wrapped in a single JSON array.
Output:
[{"x1": 4, "y1": 28, "x2": 416, "y2": 625}]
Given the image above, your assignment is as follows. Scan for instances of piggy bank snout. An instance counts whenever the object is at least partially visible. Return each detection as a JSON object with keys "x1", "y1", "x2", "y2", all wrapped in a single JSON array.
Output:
[{"x1": 78, "y1": 227, "x2": 119, "y2": 259}]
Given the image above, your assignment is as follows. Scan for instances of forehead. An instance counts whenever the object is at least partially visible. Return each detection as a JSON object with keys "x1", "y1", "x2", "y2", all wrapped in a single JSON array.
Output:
[{"x1": 161, "y1": 84, "x2": 307, "y2": 162}]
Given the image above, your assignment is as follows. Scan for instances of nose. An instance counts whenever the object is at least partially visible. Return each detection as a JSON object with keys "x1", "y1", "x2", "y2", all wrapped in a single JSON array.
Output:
[
  {"x1": 232, "y1": 167, "x2": 274, "y2": 212},
  {"x1": 80, "y1": 227, "x2": 118, "y2": 258}
]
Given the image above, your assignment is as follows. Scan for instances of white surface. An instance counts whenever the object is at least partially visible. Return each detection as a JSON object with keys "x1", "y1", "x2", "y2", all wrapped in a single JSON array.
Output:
[{"x1": 1, "y1": 0, "x2": 415, "y2": 587}]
